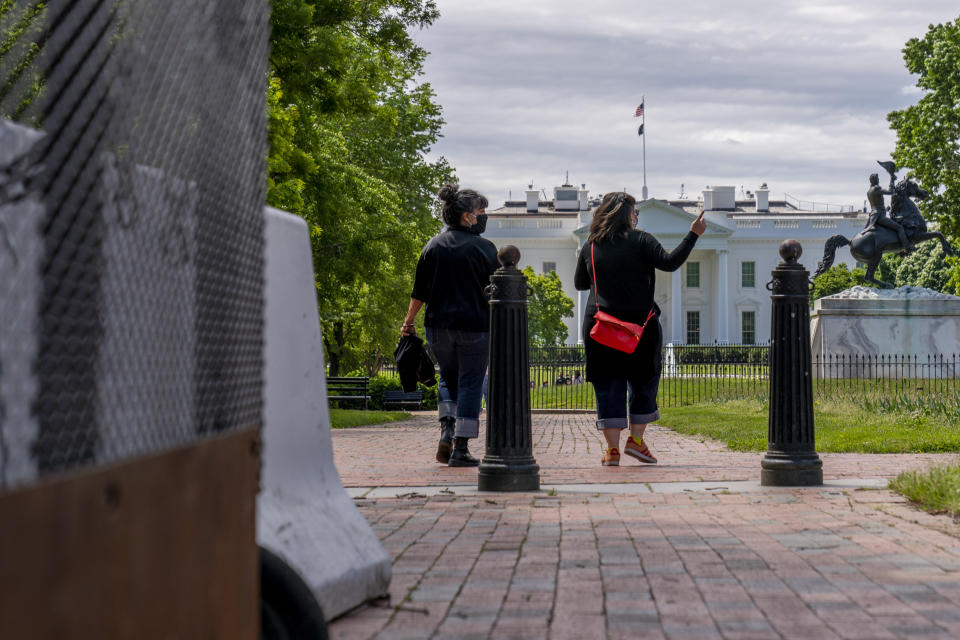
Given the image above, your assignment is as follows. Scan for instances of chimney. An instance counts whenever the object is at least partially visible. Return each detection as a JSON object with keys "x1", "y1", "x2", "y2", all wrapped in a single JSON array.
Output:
[
  {"x1": 713, "y1": 185, "x2": 736, "y2": 210},
  {"x1": 525, "y1": 186, "x2": 539, "y2": 213},
  {"x1": 702, "y1": 186, "x2": 714, "y2": 211},
  {"x1": 578, "y1": 184, "x2": 588, "y2": 211},
  {"x1": 755, "y1": 183, "x2": 769, "y2": 212}
]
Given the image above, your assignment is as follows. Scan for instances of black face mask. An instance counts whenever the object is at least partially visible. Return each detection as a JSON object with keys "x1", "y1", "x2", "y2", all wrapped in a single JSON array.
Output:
[{"x1": 470, "y1": 213, "x2": 488, "y2": 235}]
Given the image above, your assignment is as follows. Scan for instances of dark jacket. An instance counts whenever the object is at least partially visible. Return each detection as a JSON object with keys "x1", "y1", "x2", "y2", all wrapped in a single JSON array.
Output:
[
  {"x1": 411, "y1": 227, "x2": 499, "y2": 332},
  {"x1": 574, "y1": 229, "x2": 698, "y2": 382},
  {"x1": 394, "y1": 335, "x2": 436, "y2": 392}
]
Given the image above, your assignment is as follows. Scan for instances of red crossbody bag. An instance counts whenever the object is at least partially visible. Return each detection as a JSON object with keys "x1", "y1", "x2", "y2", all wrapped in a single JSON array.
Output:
[{"x1": 589, "y1": 243, "x2": 656, "y2": 354}]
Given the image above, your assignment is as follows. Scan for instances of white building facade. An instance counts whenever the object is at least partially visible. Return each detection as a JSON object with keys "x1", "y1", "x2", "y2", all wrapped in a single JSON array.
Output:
[{"x1": 486, "y1": 183, "x2": 864, "y2": 346}]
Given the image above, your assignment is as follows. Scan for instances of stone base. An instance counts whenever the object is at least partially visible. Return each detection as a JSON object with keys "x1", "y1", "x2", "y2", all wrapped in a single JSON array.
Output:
[
  {"x1": 760, "y1": 453, "x2": 823, "y2": 487},
  {"x1": 811, "y1": 286, "x2": 960, "y2": 378},
  {"x1": 478, "y1": 457, "x2": 540, "y2": 492}
]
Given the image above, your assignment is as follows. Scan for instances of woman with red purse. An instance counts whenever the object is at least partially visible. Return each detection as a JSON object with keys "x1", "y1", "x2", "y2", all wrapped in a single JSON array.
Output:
[{"x1": 574, "y1": 192, "x2": 706, "y2": 466}]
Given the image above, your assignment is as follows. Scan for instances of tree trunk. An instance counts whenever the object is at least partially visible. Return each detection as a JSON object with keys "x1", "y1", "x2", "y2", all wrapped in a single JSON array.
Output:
[{"x1": 324, "y1": 321, "x2": 346, "y2": 377}]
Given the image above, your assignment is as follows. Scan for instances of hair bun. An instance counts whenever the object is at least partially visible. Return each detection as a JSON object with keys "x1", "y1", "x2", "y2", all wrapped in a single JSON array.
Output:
[{"x1": 438, "y1": 183, "x2": 459, "y2": 202}]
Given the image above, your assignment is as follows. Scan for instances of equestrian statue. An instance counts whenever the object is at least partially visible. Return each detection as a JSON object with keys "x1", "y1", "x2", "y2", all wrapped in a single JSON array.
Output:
[{"x1": 814, "y1": 160, "x2": 956, "y2": 288}]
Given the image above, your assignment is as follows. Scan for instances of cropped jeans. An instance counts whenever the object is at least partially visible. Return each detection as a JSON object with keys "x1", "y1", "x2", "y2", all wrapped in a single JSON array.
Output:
[
  {"x1": 426, "y1": 327, "x2": 489, "y2": 439},
  {"x1": 592, "y1": 323, "x2": 663, "y2": 430}
]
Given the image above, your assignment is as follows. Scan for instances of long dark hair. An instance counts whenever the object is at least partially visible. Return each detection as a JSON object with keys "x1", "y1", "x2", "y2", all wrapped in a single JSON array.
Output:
[
  {"x1": 438, "y1": 184, "x2": 488, "y2": 227},
  {"x1": 587, "y1": 192, "x2": 635, "y2": 244}
]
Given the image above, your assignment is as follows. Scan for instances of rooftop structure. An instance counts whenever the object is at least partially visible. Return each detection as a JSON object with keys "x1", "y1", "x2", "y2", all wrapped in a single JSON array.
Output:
[{"x1": 485, "y1": 181, "x2": 864, "y2": 346}]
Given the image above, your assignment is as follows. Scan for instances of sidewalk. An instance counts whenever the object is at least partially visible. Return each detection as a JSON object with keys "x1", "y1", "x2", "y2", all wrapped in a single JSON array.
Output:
[{"x1": 330, "y1": 413, "x2": 960, "y2": 639}]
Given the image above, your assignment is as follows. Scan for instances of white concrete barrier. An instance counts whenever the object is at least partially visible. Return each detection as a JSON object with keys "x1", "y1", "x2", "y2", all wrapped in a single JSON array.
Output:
[{"x1": 259, "y1": 206, "x2": 391, "y2": 620}]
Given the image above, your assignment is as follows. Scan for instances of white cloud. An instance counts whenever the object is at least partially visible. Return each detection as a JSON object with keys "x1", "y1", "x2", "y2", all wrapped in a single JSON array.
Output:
[{"x1": 415, "y1": 0, "x2": 959, "y2": 206}]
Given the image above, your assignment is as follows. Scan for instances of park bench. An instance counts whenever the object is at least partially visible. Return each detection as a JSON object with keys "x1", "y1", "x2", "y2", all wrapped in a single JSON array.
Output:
[
  {"x1": 383, "y1": 390, "x2": 423, "y2": 410},
  {"x1": 326, "y1": 376, "x2": 370, "y2": 410}
]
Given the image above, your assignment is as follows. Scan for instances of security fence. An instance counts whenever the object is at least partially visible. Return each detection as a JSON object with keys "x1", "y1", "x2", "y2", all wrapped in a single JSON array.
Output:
[
  {"x1": 0, "y1": 0, "x2": 268, "y2": 487},
  {"x1": 377, "y1": 346, "x2": 960, "y2": 412}
]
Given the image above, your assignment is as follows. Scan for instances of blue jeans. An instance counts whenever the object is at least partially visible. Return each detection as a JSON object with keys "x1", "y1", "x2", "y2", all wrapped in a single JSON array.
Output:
[{"x1": 426, "y1": 328, "x2": 489, "y2": 438}]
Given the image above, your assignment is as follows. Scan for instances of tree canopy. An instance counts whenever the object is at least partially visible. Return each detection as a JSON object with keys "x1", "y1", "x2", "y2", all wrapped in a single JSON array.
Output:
[
  {"x1": 268, "y1": 0, "x2": 454, "y2": 375},
  {"x1": 522, "y1": 267, "x2": 575, "y2": 347},
  {"x1": 888, "y1": 17, "x2": 960, "y2": 241}
]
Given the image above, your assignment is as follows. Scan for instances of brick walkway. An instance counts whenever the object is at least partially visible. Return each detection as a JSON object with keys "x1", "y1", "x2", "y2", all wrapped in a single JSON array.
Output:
[
  {"x1": 333, "y1": 412, "x2": 951, "y2": 487},
  {"x1": 329, "y1": 413, "x2": 960, "y2": 639}
]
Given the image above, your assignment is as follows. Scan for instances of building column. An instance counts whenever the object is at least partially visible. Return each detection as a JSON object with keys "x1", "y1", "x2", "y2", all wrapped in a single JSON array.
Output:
[
  {"x1": 576, "y1": 246, "x2": 585, "y2": 344},
  {"x1": 716, "y1": 249, "x2": 729, "y2": 343},
  {"x1": 577, "y1": 290, "x2": 588, "y2": 345},
  {"x1": 671, "y1": 268, "x2": 682, "y2": 344}
]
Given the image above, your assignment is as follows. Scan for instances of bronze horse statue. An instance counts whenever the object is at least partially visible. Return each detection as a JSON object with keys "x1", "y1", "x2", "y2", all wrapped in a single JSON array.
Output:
[{"x1": 814, "y1": 176, "x2": 955, "y2": 288}]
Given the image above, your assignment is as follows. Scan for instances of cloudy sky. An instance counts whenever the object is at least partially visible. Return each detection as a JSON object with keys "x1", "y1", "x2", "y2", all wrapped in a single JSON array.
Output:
[{"x1": 414, "y1": 0, "x2": 958, "y2": 209}]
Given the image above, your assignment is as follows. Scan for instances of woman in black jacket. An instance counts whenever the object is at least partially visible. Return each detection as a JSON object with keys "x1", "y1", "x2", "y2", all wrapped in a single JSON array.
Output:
[
  {"x1": 574, "y1": 192, "x2": 705, "y2": 466},
  {"x1": 402, "y1": 184, "x2": 498, "y2": 467}
]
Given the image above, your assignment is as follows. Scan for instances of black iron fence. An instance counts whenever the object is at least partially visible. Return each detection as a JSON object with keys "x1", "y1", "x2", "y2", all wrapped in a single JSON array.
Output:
[
  {"x1": 376, "y1": 346, "x2": 960, "y2": 412},
  {"x1": 812, "y1": 353, "x2": 960, "y2": 406}
]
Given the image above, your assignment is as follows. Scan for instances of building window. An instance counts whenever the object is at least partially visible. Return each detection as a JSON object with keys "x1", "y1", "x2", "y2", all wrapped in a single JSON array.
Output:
[
  {"x1": 542, "y1": 261, "x2": 556, "y2": 274},
  {"x1": 741, "y1": 261, "x2": 755, "y2": 288},
  {"x1": 742, "y1": 311, "x2": 756, "y2": 345},
  {"x1": 686, "y1": 262, "x2": 700, "y2": 288},
  {"x1": 686, "y1": 311, "x2": 700, "y2": 345}
]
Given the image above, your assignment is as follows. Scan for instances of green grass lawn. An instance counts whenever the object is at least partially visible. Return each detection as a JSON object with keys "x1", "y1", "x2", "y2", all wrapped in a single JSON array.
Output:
[
  {"x1": 890, "y1": 464, "x2": 960, "y2": 519},
  {"x1": 657, "y1": 398, "x2": 960, "y2": 453},
  {"x1": 329, "y1": 408, "x2": 410, "y2": 429}
]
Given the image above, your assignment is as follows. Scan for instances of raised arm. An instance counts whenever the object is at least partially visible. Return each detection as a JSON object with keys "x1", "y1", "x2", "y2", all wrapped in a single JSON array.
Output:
[{"x1": 650, "y1": 210, "x2": 706, "y2": 271}]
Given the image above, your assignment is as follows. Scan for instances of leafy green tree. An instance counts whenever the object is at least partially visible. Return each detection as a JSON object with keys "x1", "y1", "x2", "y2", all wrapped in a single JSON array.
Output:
[
  {"x1": 893, "y1": 241, "x2": 957, "y2": 294},
  {"x1": 268, "y1": 0, "x2": 453, "y2": 376},
  {"x1": 522, "y1": 267, "x2": 574, "y2": 347},
  {"x1": 1, "y1": 1, "x2": 47, "y2": 124},
  {"x1": 811, "y1": 264, "x2": 876, "y2": 300},
  {"x1": 888, "y1": 18, "x2": 960, "y2": 240},
  {"x1": 876, "y1": 253, "x2": 901, "y2": 285}
]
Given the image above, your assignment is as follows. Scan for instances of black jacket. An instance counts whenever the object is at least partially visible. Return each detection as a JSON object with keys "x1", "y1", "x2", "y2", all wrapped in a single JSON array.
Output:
[
  {"x1": 411, "y1": 227, "x2": 499, "y2": 332},
  {"x1": 574, "y1": 229, "x2": 698, "y2": 382},
  {"x1": 394, "y1": 335, "x2": 436, "y2": 392}
]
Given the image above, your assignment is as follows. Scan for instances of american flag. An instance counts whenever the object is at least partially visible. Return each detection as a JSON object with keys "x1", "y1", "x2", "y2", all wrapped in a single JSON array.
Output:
[{"x1": 634, "y1": 102, "x2": 644, "y2": 117}]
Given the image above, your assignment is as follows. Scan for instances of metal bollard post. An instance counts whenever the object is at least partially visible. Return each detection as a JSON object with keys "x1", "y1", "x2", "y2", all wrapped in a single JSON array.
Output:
[
  {"x1": 762, "y1": 240, "x2": 823, "y2": 486},
  {"x1": 478, "y1": 246, "x2": 541, "y2": 491}
]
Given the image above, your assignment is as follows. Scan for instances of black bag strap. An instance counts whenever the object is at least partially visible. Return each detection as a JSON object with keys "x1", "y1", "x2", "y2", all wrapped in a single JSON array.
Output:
[{"x1": 589, "y1": 242, "x2": 656, "y2": 328}]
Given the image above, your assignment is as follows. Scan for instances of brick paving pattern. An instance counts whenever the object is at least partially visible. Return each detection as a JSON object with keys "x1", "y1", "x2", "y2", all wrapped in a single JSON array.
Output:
[
  {"x1": 329, "y1": 413, "x2": 960, "y2": 639},
  {"x1": 333, "y1": 412, "x2": 952, "y2": 487}
]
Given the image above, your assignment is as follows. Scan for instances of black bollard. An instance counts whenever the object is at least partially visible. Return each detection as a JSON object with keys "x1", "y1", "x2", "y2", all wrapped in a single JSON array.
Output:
[
  {"x1": 762, "y1": 240, "x2": 823, "y2": 486},
  {"x1": 478, "y1": 245, "x2": 541, "y2": 491}
]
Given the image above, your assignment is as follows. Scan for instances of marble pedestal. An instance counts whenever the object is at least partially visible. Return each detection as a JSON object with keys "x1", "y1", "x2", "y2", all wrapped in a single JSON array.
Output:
[{"x1": 810, "y1": 286, "x2": 960, "y2": 378}]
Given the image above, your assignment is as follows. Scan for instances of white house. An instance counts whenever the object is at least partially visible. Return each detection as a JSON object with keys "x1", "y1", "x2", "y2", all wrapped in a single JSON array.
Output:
[{"x1": 485, "y1": 182, "x2": 864, "y2": 345}]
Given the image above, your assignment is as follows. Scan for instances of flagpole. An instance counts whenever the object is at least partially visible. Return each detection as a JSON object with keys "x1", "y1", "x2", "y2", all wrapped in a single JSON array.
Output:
[{"x1": 641, "y1": 94, "x2": 647, "y2": 201}]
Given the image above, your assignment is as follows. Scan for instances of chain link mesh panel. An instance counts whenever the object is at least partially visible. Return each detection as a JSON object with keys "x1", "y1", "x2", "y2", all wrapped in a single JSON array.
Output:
[{"x1": 0, "y1": 0, "x2": 268, "y2": 488}]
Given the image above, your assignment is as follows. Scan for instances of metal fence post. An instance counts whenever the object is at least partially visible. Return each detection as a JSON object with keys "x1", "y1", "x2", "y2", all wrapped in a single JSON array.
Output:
[
  {"x1": 762, "y1": 240, "x2": 823, "y2": 486},
  {"x1": 479, "y1": 246, "x2": 540, "y2": 491}
]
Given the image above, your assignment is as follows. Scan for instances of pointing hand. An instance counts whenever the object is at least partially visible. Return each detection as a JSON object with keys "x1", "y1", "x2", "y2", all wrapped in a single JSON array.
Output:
[{"x1": 691, "y1": 210, "x2": 706, "y2": 236}]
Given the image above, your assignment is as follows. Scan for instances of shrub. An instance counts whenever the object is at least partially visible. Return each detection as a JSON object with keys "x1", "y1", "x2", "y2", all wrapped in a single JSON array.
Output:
[
  {"x1": 367, "y1": 373, "x2": 437, "y2": 410},
  {"x1": 674, "y1": 345, "x2": 768, "y2": 364}
]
